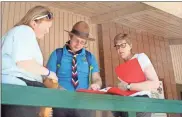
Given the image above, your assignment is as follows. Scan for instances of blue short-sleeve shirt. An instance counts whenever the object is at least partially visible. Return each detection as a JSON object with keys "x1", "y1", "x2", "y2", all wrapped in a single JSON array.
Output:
[
  {"x1": 2, "y1": 25, "x2": 43, "y2": 84},
  {"x1": 47, "y1": 46, "x2": 99, "y2": 91}
]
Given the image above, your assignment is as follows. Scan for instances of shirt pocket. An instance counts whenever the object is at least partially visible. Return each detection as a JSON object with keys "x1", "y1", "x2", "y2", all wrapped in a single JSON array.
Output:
[
  {"x1": 77, "y1": 61, "x2": 89, "y2": 77},
  {"x1": 58, "y1": 57, "x2": 72, "y2": 78}
]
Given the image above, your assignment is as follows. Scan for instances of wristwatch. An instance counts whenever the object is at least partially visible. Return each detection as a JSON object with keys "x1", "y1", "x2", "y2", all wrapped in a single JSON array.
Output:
[{"x1": 126, "y1": 83, "x2": 131, "y2": 91}]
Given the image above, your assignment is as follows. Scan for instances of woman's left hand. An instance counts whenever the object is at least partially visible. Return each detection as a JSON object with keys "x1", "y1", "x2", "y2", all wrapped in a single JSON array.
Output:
[{"x1": 117, "y1": 77, "x2": 128, "y2": 91}]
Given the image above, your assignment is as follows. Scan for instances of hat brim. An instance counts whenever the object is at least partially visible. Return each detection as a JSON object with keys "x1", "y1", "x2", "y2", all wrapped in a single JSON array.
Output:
[{"x1": 64, "y1": 30, "x2": 95, "y2": 41}]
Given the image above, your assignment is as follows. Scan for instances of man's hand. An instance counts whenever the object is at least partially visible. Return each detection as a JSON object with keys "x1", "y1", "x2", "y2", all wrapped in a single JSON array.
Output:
[
  {"x1": 90, "y1": 72, "x2": 102, "y2": 90},
  {"x1": 89, "y1": 83, "x2": 101, "y2": 91}
]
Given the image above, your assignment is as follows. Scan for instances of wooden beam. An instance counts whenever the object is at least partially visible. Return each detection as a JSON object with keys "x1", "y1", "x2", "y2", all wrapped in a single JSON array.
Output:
[
  {"x1": 169, "y1": 39, "x2": 182, "y2": 45},
  {"x1": 91, "y1": 3, "x2": 153, "y2": 24},
  {"x1": 2, "y1": 84, "x2": 182, "y2": 113},
  {"x1": 143, "y1": 2, "x2": 182, "y2": 19}
]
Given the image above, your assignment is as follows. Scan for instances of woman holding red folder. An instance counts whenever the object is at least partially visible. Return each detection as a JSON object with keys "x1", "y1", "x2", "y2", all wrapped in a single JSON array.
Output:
[{"x1": 112, "y1": 33, "x2": 160, "y2": 117}]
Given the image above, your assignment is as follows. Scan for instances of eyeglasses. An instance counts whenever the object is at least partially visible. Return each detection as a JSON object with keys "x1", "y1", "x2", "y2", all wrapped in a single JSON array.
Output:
[
  {"x1": 114, "y1": 43, "x2": 127, "y2": 50},
  {"x1": 34, "y1": 12, "x2": 53, "y2": 20}
]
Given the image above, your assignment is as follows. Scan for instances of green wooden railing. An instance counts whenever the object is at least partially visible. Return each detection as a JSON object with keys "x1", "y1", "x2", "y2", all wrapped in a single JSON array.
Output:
[{"x1": 1, "y1": 84, "x2": 182, "y2": 117}]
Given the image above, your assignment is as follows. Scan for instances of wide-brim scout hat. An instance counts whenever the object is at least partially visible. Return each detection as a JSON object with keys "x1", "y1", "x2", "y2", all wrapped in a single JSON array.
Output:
[{"x1": 64, "y1": 21, "x2": 95, "y2": 41}]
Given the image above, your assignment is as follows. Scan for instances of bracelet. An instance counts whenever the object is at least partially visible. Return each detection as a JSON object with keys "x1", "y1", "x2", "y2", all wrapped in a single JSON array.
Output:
[{"x1": 46, "y1": 70, "x2": 50, "y2": 76}]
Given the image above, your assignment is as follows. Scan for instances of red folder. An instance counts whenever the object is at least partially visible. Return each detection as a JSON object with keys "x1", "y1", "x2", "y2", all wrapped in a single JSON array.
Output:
[
  {"x1": 76, "y1": 87, "x2": 136, "y2": 96},
  {"x1": 77, "y1": 58, "x2": 146, "y2": 96},
  {"x1": 115, "y1": 58, "x2": 146, "y2": 83},
  {"x1": 107, "y1": 87, "x2": 137, "y2": 96},
  {"x1": 76, "y1": 89, "x2": 106, "y2": 94},
  {"x1": 114, "y1": 58, "x2": 146, "y2": 95}
]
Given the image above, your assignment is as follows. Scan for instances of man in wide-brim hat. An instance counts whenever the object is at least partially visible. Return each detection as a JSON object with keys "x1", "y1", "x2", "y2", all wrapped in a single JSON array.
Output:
[
  {"x1": 46, "y1": 21, "x2": 102, "y2": 117},
  {"x1": 65, "y1": 21, "x2": 95, "y2": 41}
]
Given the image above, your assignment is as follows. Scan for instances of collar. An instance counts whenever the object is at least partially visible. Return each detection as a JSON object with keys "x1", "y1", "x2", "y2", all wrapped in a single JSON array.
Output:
[{"x1": 63, "y1": 45, "x2": 86, "y2": 57}]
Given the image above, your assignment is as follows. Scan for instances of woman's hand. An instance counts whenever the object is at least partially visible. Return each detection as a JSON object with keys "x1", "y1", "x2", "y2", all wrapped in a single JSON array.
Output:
[
  {"x1": 43, "y1": 78, "x2": 58, "y2": 88},
  {"x1": 47, "y1": 71, "x2": 58, "y2": 83},
  {"x1": 117, "y1": 77, "x2": 128, "y2": 91}
]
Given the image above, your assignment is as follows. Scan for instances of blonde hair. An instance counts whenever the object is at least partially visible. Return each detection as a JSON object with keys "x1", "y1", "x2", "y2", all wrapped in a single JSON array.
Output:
[
  {"x1": 114, "y1": 33, "x2": 132, "y2": 46},
  {"x1": 15, "y1": 5, "x2": 53, "y2": 26}
]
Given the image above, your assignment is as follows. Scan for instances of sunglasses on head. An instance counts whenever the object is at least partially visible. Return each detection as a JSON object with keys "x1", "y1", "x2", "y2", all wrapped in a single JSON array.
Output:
[{"x1": 34, "y1": 12, "x2": 53, "y2": 20}]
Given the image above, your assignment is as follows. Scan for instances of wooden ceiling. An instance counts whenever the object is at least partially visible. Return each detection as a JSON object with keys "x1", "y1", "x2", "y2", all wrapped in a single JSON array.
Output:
[
  {"x1": 114, "y1": 9, "x2": 182, "y2": 39},
  {"x1": 41, "y1": 2, "x2": 139, "y2": 17},
  {"x1": 144, "y1": 2, "x2": 182, "y2": 19},
  {"x1": 40, "y1": 2, "x2": 182, "y2": 39}
]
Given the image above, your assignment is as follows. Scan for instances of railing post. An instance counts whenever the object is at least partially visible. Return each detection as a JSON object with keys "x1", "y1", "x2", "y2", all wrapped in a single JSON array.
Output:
[{"x1": 128, "y1": 112, "x2": 136, "y2": 117}]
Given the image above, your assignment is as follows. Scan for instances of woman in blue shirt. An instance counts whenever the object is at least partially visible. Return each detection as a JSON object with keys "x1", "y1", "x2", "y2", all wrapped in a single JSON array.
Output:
[{"x1": 2, "y1": 6, "x2": 58, "y2": 117}]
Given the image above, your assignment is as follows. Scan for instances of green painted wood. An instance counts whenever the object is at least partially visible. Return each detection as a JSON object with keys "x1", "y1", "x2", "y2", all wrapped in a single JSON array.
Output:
[
  {"x1": 128, "y1": 112, "x2": 136, "y2": 117},
  {"x1": 2, "y1": 84, "x2": 182, "y2": 113}
]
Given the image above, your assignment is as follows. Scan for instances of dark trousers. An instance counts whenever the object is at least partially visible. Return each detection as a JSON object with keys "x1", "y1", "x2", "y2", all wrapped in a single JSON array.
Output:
[
  {"x1": 53, "y1": 108, "x2": 93, "y2": 117},
  {"x1": 112, "y1": 95, "x2": 151, "y2": 117},
  {"x1": 2, "y1": 77, "x2": 45, "y2": 117}
]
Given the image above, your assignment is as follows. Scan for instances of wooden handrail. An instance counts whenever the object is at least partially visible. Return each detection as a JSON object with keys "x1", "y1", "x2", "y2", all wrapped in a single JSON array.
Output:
[{"x1": 1, "y1": 84, "x2": 182, "y2": 117}]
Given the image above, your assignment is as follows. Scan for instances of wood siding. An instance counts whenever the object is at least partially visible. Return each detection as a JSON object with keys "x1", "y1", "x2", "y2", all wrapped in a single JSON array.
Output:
[
  {"x1": 1, "y1": 2, "x2": 99, "y2": 66},
  {"x1": 170, "y1": 45, "x2": 182, "y2": 84}
]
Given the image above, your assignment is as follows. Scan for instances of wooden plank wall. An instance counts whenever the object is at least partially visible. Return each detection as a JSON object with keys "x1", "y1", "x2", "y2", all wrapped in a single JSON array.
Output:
[
  {"x1": 0, "y1": 2, "x2": 2, "y2": 78},
  {"x1": 98, "y1": 22, "x2": 178, "y2": 100},
  {"x1": 1, "y1": 2, "x2": 180, "y2": 117},
  {"x1": 170, "y1": 45, "x2": 182, "y2": 84},
  {"x1": 1, "y1": 2, "x2": 99, "y2": 66},
  {"x1": 176, "y1": 84, "x2": 182, "y2": 100}
]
